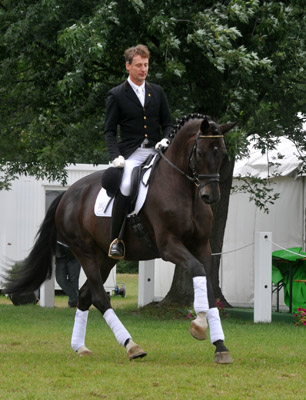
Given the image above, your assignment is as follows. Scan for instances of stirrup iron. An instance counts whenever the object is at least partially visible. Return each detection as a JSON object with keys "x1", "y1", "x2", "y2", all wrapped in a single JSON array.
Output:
[{"x1": 108, "y1": 238, "x2": 125, "y2": 260}]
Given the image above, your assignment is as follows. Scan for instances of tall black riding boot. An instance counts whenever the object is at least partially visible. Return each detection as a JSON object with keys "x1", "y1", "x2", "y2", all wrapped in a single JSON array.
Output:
[{"x1": 108, "y1": 191, "x2": 130, "y2": 260}]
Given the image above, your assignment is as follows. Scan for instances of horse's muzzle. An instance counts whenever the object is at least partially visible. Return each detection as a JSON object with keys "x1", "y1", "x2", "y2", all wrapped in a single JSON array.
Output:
[
  {"x1": 201, "y1": 192, "x2": 220, "y2": 204},
  {"x1": 199, "y1": 181, "x2": 220, "y2": 204}
]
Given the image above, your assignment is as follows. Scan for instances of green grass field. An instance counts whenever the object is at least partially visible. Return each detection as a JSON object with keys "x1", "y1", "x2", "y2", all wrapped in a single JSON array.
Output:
[{"x1": 0, "y1": 274, "x2": 305, "y2": 400}]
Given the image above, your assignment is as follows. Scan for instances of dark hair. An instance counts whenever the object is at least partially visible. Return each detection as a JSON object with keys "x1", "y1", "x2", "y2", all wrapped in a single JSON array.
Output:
[{"x1": 124, "y1": 44, "x2": 150, "y2": 64}]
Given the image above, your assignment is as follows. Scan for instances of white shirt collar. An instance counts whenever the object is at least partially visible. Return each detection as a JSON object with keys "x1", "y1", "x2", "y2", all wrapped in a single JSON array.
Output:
[{"x1": 128, "y1": 76, "x2": 145, "y2": 94}]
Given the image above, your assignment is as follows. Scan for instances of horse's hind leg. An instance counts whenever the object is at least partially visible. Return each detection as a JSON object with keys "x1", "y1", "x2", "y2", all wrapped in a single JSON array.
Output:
[
  {"x1": 72, "y1": 253, "x2": 146, "y2": 360},
  {"x1": 103, "y1": 309, "x2": 147, "y2": 360},
  {"x1": 99, "y1": 271, "x2": 147, "y2": 360},
  {"x1": 71, "y1": 280, "x2": 93, "y2": 356}
]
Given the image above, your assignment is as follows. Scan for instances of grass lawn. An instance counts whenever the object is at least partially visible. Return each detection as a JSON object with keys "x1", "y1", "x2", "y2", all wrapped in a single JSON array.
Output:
[{"x1": 0, "y1": 274, "x2": 305, "y2": 400}]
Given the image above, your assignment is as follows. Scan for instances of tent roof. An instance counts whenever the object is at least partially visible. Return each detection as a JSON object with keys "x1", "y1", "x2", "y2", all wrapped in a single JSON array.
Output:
[{"x1": 233, "y1": 136, "x2": 305, "y2": 179}]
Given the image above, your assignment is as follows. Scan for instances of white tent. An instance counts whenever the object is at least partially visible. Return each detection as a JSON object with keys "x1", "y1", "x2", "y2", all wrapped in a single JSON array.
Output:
[
  {"x1": 0, "y1": 164, "x2": 116, "y2": 295},
  {"x1": 221, "y1": 136, "x2": 306, "y2": 308}
]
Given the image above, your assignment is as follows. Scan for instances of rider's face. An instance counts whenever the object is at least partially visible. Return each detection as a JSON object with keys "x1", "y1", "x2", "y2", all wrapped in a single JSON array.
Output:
[{"x1": 126, "y1": 55, "x2": 149, "y2": 86}]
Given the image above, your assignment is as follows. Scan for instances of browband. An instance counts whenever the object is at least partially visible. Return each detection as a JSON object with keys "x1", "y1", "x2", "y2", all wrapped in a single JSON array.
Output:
[{"x1": 199, "y1": 135, "x2": 224, "y2": 138}]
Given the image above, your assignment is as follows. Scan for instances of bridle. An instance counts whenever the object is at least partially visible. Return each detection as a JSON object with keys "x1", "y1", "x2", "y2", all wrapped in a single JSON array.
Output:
[{"x1": 158, "y1": 133, "x2": 224, "y2": 188}]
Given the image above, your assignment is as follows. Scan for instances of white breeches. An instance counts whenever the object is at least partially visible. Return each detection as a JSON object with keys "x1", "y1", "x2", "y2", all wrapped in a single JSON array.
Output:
[{"x1": 120, "y1": 147, "x2": 156, "y2": 196}]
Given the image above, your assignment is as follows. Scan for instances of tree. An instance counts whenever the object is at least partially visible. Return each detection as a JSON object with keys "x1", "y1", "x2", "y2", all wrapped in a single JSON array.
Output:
[
  {"x1": 154, "y1": 0, "x2": 306, "y2": 306},
  {"x1": 1, "y1": 0, "x2": 306, "y2": 304},
  {"x1": 0, "y1": 0, "x2": 108, "y2": 189}
]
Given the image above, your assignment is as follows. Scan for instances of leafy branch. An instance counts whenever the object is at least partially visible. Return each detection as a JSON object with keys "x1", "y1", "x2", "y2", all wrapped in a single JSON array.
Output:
[{"x1": 232, "y1": 175, "x2": 280, "y2": 214}]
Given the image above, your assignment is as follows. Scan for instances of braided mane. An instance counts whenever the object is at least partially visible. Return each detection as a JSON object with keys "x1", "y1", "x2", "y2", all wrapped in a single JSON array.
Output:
[{"x1": 168, "y1": 113, "x2": 207, "y2": 141}]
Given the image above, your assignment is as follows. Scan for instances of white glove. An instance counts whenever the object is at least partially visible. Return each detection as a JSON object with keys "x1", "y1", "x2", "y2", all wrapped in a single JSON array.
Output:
[
  {"x1": 112, "y1": 155, "x2": 125, "y2": 168},
  {"x1": 155, "y1": 138, "x2": 170, "y2": 151}
]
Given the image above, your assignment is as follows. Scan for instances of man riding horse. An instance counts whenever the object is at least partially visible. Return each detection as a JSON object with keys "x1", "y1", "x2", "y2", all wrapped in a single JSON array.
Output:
[
  {"x1": 104, "y1": 44, "x2": 172, "y2": 259},
  {"x1": 4, "y1": 44, "x2": 236, "y2": 364}
]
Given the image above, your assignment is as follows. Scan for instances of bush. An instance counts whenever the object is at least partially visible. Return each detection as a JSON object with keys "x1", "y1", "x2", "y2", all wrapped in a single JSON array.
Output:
[
  {"x1": 294, "y1": 307, "x2": 306, "y2": 326},
  {"x1": 116, "y1": 260, "x2": 138, "y2": 274}
]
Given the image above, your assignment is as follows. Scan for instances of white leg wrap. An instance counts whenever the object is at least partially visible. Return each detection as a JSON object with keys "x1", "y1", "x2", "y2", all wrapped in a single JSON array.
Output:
[
  {"x1": 207, "y1": 307, "x2": 225, "y2": 343},
  {"x1": 71, "y1": 309, "x2": 89, "y2": 352},
  {"x1": 103, "y1": 308, "x2": 131, "y2": 347},
  {"x1": 193, "y1": 276, "x2": 209, "y2": 314}
]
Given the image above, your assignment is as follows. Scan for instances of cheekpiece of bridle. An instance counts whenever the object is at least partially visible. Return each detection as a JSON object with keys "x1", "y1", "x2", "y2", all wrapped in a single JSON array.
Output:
[
  {"x1": 158, "y1": 132, "x2": 224, "y2": 187},
  {"x1": 189, "y1": 132, "x2": 224, "y2": 187}
]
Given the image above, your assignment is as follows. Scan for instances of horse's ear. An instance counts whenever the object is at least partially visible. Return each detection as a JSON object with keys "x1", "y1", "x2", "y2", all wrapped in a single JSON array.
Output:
[
  {"x1": 220, "y1": 121, "x2": 238, "y2": 135},
  {"x1": 200, "y1": 117, "x2": 210, "y2": 133}
]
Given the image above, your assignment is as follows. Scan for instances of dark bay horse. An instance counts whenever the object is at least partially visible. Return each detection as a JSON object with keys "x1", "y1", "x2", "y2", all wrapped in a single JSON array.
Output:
[{"x1": 4, "y1": 114, "x2": 236, "y2": 364}]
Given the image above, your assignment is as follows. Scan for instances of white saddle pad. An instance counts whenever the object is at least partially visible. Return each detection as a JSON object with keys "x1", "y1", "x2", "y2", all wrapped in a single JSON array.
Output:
[{"x1": 94, "y1": 155, "x2": 157, "y2": 217}]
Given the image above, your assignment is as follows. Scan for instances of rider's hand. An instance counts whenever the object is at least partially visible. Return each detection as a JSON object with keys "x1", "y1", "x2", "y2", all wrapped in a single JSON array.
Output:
[
  {"x1": 155, "y1": 138, "x2": 170, "y2": 151},
  {"x1": 112, "y1": 155, "x2": 125, "y2": 168}
]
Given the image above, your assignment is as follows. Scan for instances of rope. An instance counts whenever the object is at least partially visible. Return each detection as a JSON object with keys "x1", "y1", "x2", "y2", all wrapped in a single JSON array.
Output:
[
  {"x1": 212, "y1": 238, "x2": 305, "y2": 258},
  {"x1": 269, "y1": 240, "x2": 306, "y2": 258},
  {"x1": 212, "y1": 242, "x2": 254, "y2": 256}
]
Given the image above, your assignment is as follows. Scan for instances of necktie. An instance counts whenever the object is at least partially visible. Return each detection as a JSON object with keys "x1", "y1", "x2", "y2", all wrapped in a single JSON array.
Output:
[{"x1": 137, "y1": 87, "x2": 145, "y2": 106}]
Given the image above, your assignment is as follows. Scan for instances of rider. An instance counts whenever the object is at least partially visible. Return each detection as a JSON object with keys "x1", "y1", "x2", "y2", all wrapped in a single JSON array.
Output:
[{"x1": 104, "y1": 44, "x2": 172, "y2": 259}]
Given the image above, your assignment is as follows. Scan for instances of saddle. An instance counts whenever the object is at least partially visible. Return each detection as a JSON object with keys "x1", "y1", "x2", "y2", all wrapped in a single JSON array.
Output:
[{"x1": 100, "y1": 154, "x2": 159, "y2": 254}]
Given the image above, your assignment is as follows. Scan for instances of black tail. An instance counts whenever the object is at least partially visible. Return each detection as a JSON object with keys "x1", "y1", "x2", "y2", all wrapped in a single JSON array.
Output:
[{"x1": 3, "y1": 192, "x2": 65, "y2": 295}]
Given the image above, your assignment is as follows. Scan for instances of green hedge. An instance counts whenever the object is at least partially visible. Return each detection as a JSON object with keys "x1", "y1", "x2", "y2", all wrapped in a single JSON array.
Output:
[{"x1": 116, "y1": 260, "x2": 138, "y2": 274}]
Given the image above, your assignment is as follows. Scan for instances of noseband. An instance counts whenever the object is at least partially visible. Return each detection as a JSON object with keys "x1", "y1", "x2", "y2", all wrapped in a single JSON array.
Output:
[{"x1": 158, "y1": 133, "x2": 224, "y2": 187}]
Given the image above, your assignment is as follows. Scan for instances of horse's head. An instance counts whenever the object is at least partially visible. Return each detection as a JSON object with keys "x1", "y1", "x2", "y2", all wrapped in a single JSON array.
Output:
[{"x1": 190, "y1": 116, "x2": 237, "y2": 204}]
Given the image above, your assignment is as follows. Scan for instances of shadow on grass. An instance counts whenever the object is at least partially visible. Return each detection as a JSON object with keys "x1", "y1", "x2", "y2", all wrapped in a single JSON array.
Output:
[
  {"x1": 226, "y1": 307, "x2": 295, "y2": 324},
  {"x1": 133, "y1": 301, "x2": 296, "y2": 325}
]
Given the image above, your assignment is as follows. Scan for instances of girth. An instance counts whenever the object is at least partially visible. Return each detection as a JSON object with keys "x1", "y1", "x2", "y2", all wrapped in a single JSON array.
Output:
[{"x1": 129, "y1": 214, "x2": 159, "y2": 254}]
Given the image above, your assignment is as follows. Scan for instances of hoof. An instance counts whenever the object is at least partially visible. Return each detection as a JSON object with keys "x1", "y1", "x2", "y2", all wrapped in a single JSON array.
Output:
[
  {"x1": 215, "y1": 351, "x2": 233, "y2": 364},
  {"x1": 190, "y1": 313, "x2": 208, "y2": 340},
  {"x1": 76, "y1": 345, "x2": 92, "y2": 357},
  {"x1": 126, "y1": 339, "x2": 147, "y2": 360}
]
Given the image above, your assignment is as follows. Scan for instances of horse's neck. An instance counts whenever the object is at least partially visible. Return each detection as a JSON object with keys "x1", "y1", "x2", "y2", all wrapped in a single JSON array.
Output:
[
  {"x1": 153, "y1": 143, "x2": 194, "y2": 196},
  {"x1": 166, "y1": 135, "x2": 192, "y2": 171}
]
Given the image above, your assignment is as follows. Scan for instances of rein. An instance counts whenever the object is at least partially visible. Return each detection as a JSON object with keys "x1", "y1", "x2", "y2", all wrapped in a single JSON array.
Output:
[{"x1": 158, "y1": 134, "x2": 224, "y2": 187}]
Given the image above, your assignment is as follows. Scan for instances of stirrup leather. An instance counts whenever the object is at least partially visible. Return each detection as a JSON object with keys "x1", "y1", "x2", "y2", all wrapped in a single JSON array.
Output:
[{"x1": 108, "y1": 238, "x2": 125, "y2": 260}]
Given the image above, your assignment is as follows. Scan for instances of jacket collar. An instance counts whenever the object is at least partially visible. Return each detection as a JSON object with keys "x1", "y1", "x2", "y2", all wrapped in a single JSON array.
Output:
[{"x1": 124, "y1": 80, "x2": 152, "y2": 106}]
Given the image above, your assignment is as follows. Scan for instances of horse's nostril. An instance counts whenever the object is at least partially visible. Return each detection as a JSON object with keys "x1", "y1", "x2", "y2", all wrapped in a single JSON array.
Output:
[{"x1": 201, "y1": 194, "x2": 212, "y2": 204}]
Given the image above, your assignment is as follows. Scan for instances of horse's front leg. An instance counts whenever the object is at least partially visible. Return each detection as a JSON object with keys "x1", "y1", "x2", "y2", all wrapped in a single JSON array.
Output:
[
  {"x1": 160, "y1": 241, "x2": 233, "y2": 364},
  {"x1": 190, "y1": 275, "x2": 209, "y2": 340},
  {"x1": 195, "y1": 248, "x2": 233, "y2": 364},
  {"x1": 160, "y1": 240, "x2": 210, "y2": 335}
]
